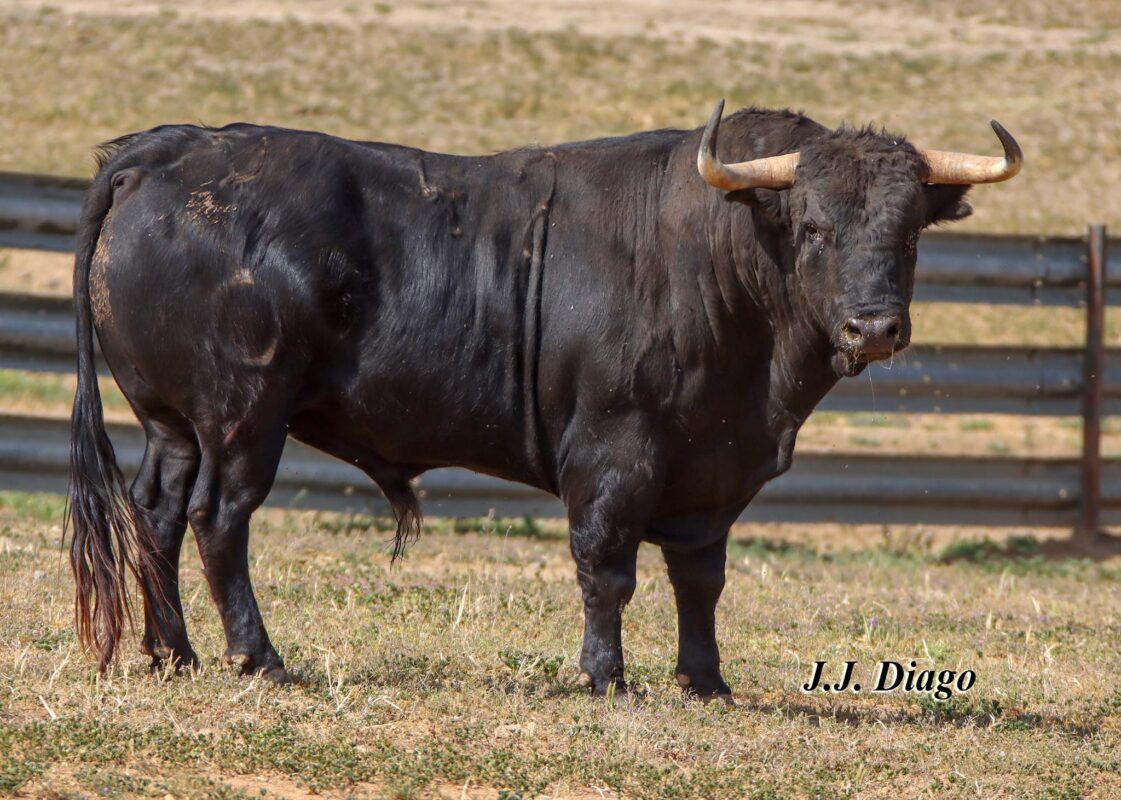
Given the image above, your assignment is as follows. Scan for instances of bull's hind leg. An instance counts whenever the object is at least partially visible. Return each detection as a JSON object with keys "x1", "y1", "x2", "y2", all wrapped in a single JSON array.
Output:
[
  {"x1": 187, "y1": 419, "x2": 290, "y2": 683},
  {"x1": 132, "y1": 418, "x2": 201, "y2": 672}
]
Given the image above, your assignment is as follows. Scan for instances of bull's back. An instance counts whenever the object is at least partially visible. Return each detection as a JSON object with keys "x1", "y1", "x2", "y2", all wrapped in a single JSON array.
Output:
[{"x1": 92, "y1": 123, "x2": 556, "y2": 486}]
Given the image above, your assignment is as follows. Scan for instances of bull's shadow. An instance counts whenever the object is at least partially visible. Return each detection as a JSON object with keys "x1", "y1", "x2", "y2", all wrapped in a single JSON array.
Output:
[{"x1": 737, "y1": 697, "x2": 1100, "y2": 737}]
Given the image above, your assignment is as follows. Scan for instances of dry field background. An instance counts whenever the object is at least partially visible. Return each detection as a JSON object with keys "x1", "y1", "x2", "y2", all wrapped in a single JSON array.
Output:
[{"x1": 1, "y1": 1, "x2": 1120, "y2": 798}]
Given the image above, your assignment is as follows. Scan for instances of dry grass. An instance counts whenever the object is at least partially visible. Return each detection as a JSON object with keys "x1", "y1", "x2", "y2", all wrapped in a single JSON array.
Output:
[
  {"x1": 863, "y1": 0, "x2": 1121, "y2": 29},
  {"x1": 3, "y1": 493, "x2": 1121, "y2": 799}
]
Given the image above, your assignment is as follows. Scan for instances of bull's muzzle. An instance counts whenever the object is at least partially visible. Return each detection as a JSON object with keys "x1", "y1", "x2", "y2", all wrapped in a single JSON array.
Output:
[{"x1": 840, "y1": 313, "x2": 903, "y2": 362}]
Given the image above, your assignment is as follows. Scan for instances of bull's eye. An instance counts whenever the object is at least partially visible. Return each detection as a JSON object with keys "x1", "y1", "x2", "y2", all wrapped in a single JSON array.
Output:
[{"x1": 804, "y1": 221, "x2": 826, "y2": 253}]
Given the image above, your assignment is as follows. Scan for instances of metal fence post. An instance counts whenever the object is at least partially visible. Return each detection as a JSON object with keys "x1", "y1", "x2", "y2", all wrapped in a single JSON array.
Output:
[{"x1": 1080, "y1": 224, "x2": 1107, "y2": 538}]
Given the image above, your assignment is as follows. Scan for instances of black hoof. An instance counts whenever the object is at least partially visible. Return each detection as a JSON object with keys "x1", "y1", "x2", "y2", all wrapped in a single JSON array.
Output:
[
  {"x1": 225, "y1": 649, "x2": 290, "y2": 683},
  {"x1": 143, "y1": 644, "x2": 199, "y2": 675},
  {"x1": 577, "y1": 671, "x2": 628, "y2": 699},
  {"x1": 677, "y1": 672, "x2": 734, "y2": 704},
  {"x1": 260, "y1": 665, "x2": 293, "y2": 685}
]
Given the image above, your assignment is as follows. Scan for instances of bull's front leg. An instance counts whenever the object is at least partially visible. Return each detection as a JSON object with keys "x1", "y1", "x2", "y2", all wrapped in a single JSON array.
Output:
[
  {"x1": 663, "y1": 535, "x2": 733, "y2": 701},
  {"x1": 566, "y1": 474, "x2": 651, "y2": 696},
  {"x1": 571, "y1": 540, "x2": 639, "y2": 696}
]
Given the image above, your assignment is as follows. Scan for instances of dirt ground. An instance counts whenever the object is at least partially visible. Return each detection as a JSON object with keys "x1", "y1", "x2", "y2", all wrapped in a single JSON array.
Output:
[{"x1": 10, "y1": 0, "x2": 1121, "y2": 53}]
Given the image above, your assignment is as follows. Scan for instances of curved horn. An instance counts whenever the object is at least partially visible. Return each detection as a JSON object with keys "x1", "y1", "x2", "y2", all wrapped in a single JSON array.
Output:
[
  {"x1": 921, "y1": 120, "x2": 1023, "y2": 184},
  {"x1": 697, "y1": 99, "x2": 800, "y2": 191}
]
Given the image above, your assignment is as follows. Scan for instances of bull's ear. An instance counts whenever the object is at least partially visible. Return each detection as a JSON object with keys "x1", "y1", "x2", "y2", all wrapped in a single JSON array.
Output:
[
  {"x1": 923, "y1": 184, "x2": 972, "y2": 226},
  {"x1": 726, "y1": 187, "x2": 786, "y2": 226}
]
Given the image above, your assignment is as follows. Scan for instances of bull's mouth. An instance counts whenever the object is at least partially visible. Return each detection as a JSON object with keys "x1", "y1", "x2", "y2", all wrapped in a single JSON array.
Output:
[{"x1": 830, "y1": 346, "x2": 902, "y2": 378}]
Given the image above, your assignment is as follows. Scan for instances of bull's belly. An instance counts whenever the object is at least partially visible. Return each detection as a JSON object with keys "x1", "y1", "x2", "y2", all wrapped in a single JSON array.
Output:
[
  {"x1": 292, "y1": 371, "x2": 796, "y2": 525},
  {"x1": 287, "y1": 400, "x2": 551, "y2": 493}
]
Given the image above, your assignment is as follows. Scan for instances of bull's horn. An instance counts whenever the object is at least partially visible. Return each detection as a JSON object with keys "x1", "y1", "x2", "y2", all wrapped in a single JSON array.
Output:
[
  {"x1": 920, "y1": 121, "x2": 1023, "y2": 184},
  {"x1": 697, "y1": 99, "x2": 799, "y2": 191}
]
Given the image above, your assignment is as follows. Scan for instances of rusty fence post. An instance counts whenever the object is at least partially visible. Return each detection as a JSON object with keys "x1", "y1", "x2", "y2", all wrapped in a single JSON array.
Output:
[{"x1": 1080, "y1": 224, "x2": 1107, "y2": 538}]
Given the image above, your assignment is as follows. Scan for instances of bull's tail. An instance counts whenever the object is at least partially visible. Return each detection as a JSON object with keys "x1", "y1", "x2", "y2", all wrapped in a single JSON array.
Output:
[{"x1": 66, "y1": 155, "x2": 158, "y2": 671}]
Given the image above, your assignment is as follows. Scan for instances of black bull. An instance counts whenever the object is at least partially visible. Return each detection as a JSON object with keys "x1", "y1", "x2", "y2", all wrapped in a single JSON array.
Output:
[{"x1": 68, "y1": 103, "x2": 1019, "y2": 697}]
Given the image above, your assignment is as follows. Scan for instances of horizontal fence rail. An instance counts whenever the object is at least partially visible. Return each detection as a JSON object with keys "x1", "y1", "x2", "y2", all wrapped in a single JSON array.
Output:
[
  {"x1": 4, "y1": 291, "x2": 1121, "y2": 417},
  {"x1": 4, "y1": 413, "x2": 1120, "y2": 527},
  {"x1": 0, "y1": 172, "x2": 88, "y2": 253},
  {"x1": 1, "y1": 171, "x2": 1118, "y2": 305},
  {"x1": 0, "y1": 171, "x2": 1114, "y2": 529},
  {"x1": 0, "y1": 292, "x2": 77, "y2": 373}
]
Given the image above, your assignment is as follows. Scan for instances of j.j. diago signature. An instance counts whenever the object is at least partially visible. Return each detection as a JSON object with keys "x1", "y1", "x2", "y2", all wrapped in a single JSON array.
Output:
[{"x1": 801, "y1": 660, "x2": 977, "y2": 701}]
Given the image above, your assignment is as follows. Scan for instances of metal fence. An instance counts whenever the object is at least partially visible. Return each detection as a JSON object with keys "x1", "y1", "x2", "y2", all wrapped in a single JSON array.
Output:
[{"x1": 0, "y1": 171, "x2": 1116, "y2": 527}]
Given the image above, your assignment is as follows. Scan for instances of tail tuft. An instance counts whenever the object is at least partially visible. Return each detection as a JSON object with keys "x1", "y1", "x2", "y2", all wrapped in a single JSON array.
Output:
[
  {"x1": 378, "y1": 478, "x2": 422, "y2": 562},
  {"x1": 66, "y1": 409, "x2": 158, "y2": 670}
]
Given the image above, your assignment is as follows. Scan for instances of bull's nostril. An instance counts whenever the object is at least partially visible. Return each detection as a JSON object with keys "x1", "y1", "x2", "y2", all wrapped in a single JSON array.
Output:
[
  {"x1": 885, "y1": 321, "x2": 900, "y2": 339},
  {"x1": 842, "y1": 320, "x2": 862, "y2": 341}
]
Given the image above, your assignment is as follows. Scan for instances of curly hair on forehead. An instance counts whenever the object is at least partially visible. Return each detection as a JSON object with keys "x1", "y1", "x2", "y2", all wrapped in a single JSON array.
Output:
[
  {"x1": 790, "y1": 125, "x2": 928, "y2": 205},
  {"x1": 800, "y1": 125, "x2": 923, "y2": 171}
]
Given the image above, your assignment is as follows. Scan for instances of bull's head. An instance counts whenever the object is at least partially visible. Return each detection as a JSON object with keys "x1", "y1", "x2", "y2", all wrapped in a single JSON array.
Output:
[{"x1": 698, "y1": 100, "x2": 1022, "y2": 377}]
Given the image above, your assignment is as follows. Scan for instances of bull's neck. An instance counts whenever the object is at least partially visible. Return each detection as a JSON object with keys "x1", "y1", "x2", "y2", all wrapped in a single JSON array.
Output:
[{"x1": 698, "y1": 184, "x2": 841, "y2": 430}]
